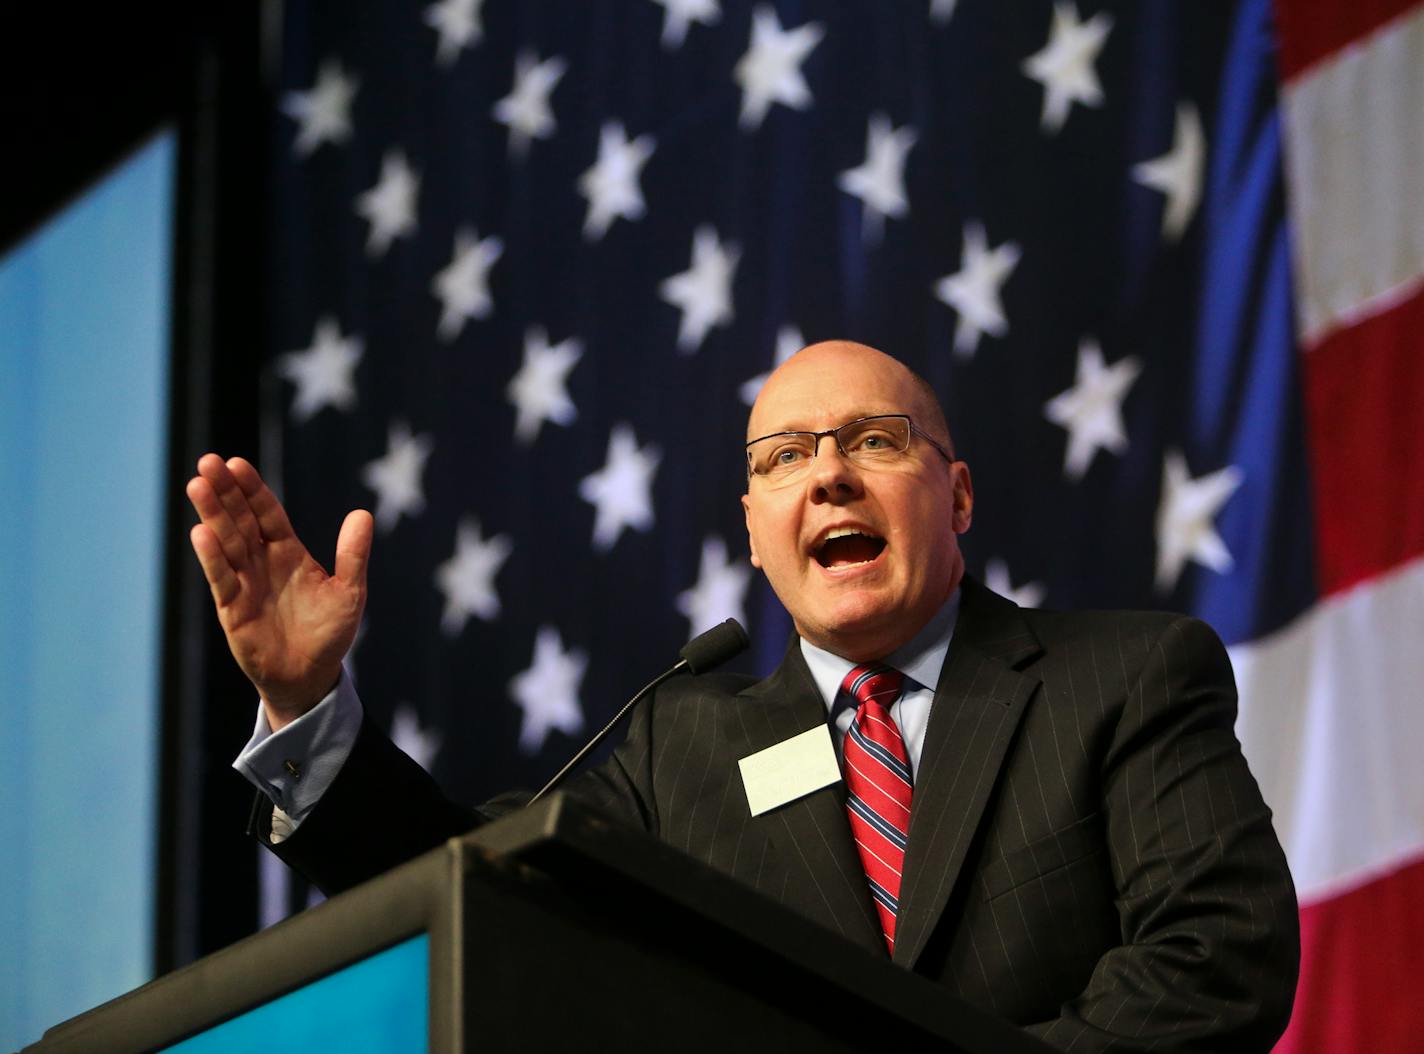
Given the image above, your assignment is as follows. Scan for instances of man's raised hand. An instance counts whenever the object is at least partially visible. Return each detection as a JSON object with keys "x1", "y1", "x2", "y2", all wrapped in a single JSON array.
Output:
[{"x1": 186, "y1": 454, "x2": 372, "y2": 730}]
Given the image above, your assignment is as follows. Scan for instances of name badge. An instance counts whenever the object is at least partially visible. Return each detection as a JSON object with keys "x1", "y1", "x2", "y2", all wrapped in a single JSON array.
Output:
[{"x1": 738, "y1": 725, "x2": 841, "y2": 816}]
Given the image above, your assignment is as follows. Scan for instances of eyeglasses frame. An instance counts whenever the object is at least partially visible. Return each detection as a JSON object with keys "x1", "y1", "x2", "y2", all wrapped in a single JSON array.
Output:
[{"x1": 744, "y1": 413, "x2": 957, "y2": 481}]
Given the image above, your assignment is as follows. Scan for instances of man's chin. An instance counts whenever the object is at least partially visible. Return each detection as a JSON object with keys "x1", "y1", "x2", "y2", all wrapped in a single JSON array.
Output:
[{"x1": 797, "y1": 599, "x2": 906, "y2": 660}]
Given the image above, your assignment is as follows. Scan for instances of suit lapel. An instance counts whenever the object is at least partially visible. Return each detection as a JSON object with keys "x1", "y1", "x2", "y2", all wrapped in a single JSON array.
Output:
[
  {"x1": 894, "y1": 579, "x2": 1042, "y2": 968},
  {"x1": 736, "y1": 639, "x2": 883, "y2": 954}
]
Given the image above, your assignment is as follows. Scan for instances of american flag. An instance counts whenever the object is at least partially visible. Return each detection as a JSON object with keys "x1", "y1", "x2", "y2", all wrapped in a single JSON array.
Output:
[{"x1": 263, "y1": 1, "x2": 1424, "y2": 1047}]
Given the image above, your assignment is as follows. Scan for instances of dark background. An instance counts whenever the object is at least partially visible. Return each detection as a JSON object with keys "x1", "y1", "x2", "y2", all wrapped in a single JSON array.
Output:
[{"x1": 4, "y1": 4, "x2": 272, "y2": 969}]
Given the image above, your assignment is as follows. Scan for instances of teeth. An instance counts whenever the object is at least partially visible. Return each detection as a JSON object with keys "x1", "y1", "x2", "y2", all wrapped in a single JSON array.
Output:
[{"x1": 813, "y1": 527, "x2": 885, "y2": 568}]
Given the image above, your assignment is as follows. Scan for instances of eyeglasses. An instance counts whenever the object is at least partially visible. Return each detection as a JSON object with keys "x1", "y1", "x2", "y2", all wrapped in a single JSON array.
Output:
[{"x1": 745, "y1": 414, "x2": 955, "y2": 482}]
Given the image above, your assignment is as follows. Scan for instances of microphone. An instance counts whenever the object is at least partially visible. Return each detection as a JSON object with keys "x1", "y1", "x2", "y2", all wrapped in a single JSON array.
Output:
[
  {"x1": 528, "y1": 618, "x2": 750, "y2": 805},
  {"x1": 677, "y1": 617, "x2": 751, "y2": 674}
]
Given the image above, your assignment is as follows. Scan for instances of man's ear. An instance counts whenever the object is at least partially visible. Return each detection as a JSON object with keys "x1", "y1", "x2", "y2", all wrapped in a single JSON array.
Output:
[
  {"x1": 951, "y1": 462, "x2": 974, "y2": 534},
  {"x1": 741, "y1": 493, "x2": 763, "y2": 569}
]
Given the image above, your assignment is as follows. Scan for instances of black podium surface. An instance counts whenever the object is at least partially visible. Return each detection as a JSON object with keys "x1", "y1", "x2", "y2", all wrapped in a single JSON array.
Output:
[{"x1": 27, "y1": 794, "x2": 1052, "y2": 1053}]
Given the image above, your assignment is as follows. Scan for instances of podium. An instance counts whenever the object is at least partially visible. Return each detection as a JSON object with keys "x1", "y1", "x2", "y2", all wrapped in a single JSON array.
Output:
[{"x1": 26, "y1": 794, "x2": 1052, "y2": 1052}]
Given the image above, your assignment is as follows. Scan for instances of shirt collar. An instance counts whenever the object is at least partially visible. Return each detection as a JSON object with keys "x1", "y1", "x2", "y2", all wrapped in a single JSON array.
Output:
[{"x1": 798, "y1": 586, "x2": 962, "y2": 712}]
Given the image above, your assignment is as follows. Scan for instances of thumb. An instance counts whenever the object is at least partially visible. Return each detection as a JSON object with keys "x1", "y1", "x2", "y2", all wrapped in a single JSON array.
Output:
[{"x1": 334, "y1": 509, "x2": 374, "y2": 591}]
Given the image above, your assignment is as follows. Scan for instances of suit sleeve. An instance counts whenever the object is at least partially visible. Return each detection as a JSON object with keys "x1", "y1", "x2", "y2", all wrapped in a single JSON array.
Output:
[
  {"x1": 252, "y1": 712, "x2": 487, "y2": 895},
  {"x1": 254, "y1": 695, "x2": 664, "y2": 897},
  {"x1": 1027, "y1": 616, "x2": 1299, "y2": 1052}
]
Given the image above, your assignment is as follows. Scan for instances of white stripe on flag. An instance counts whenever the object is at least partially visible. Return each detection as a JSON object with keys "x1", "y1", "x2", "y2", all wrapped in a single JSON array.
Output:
[
  {"x1": 1279, "y1": 5, "x2": 1424, "y2": 346},
  {"x1": 1231, "y1": 555, "x2": 1424, "y2": 902}
]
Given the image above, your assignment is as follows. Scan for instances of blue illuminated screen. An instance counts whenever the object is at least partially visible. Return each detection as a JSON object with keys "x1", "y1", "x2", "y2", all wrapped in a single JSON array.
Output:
[
  {"x1": 161, "y1": 934, "x2": 428, "y2": 1052},
  {"x1": 0, "y1": 130, "x2": 174, "y2": 1050}
]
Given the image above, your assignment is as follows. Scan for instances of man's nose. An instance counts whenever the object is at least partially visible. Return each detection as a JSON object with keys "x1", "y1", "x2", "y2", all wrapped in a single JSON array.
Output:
[{"x1": 807, "y1": 434, "x2": 861, "y2": 503}]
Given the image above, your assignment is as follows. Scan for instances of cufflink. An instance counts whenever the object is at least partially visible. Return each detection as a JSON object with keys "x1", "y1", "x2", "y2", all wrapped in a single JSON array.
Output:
[{"x1": 283, "y1": 759, "x2": 303, "y2": 781}]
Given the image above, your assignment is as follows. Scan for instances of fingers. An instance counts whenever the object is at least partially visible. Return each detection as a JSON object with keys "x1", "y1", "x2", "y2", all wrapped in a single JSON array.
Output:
[
  {"x1": 196, "y1": 454, "x2": 265, "y2": 555},
  {"x1": 226, "y1": 457, "x2": 299, "y2": 545},
  {"x1": 334, "y1": 509, "x2": 374, "y2": 591},
  {"x1": 186, "y1": 453, "x2": 302, "y2": 565},
  {"x1": 186, "y1": 472, "x2": 251, "y2": 570},
  {"x1": 189, "y1": 523, "x2": 240, "y2": 607}
]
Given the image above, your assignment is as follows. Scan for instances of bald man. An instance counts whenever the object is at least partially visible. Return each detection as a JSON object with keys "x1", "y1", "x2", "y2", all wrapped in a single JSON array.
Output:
[{"x1": 190, "y1": 342, "x2": 1298, "y2": 1051}]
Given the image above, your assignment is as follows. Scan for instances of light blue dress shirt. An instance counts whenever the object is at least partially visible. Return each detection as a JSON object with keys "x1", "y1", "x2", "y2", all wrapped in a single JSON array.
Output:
[{"x1": 798, "y1": 587, "x2": 960, "y2": 779}]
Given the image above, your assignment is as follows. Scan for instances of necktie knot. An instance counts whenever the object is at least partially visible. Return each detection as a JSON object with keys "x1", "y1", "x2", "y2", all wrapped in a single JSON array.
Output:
[{"x1": 842, "y1": 662, "x2": 905, "y2": 709}]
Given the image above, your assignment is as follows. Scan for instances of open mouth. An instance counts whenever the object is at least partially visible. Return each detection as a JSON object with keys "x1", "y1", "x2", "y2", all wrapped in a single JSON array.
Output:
[{"x1": 815, "y1": 527, "x2": 887, "y2": 569}]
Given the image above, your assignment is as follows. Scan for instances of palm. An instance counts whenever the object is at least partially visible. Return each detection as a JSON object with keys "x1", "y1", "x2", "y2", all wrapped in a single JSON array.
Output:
[
  {"x1": 188, "y1": 454, "x2": 372, "y2": 719},
  {"x1": 221, "y1": 536, "x2": 354, "y2": 683}
]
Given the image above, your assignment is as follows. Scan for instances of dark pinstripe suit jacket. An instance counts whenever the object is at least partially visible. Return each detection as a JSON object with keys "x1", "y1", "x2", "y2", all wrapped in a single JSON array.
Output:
[{"x1": 267, "y1": 578, "x2": 1299, "y2": 1051}]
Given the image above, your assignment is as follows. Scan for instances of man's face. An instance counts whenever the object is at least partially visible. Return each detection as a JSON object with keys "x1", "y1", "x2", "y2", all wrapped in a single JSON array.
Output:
[{"x1": 741, "y1": 342, "x2": 973, "y2": 661}]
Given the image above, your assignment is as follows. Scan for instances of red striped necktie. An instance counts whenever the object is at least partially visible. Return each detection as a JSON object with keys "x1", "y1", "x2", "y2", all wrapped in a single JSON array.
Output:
[{"x1": 841, "y1": 662, "x2": 911, "y2": 956}]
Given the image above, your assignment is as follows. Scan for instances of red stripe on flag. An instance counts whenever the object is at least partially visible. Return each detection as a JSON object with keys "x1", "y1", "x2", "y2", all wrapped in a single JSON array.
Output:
[
  {"x1": 1275, "y1": 855, "x2": 1424, "y2": 1053},
  {"x1": 1303, "y1": 289, "x2": 1424, "y2": 596},
  {"x1": 1273, "y1": 0, "x2": 1422, "y2": 81}
]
